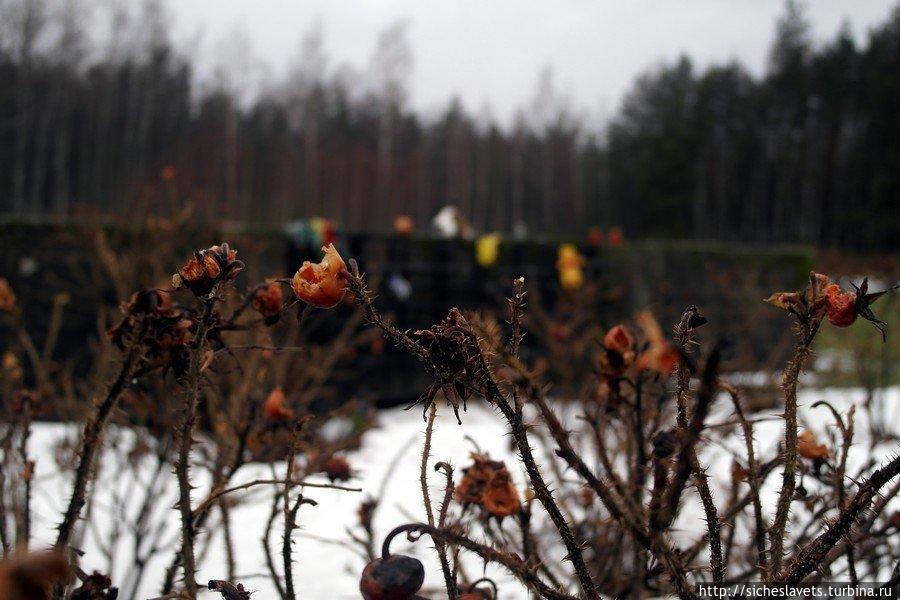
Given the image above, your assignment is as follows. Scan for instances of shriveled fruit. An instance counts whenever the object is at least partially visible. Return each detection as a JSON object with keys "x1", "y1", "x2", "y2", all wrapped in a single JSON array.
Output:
[
  {"x1": 291, "y1": 244, "x2": 347, "y2": 308},
  {"x1": 359, "y1": 554, "x2": 425, "y2": 600},
  {"x1": 825, "y1": 284, "x2": 857, "y2": 327}
]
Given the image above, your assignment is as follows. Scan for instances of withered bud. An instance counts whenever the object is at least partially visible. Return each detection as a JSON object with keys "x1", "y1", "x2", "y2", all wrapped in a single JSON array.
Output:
[
  {"x1": 455, "y1": 453, "x2": 521, "y2": 519},
  {"x1": 173, "y1": 243, "x2": 244, "y2": 297}
]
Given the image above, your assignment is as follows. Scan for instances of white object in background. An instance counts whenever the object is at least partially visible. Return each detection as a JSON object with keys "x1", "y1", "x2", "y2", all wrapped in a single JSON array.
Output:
[
  {"x1": 387, "y1": 273, "x2": 412, "y2": 302},
  {"x1": 431, "y1": 205, "x2": 475, "y2": 240}
]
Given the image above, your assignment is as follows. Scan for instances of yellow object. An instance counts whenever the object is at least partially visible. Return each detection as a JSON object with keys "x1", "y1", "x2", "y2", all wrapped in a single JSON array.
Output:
[
  {"x1": 476, "y1": 233, "x2": 502, "y2": 268},
  {"x1": 556, "y1": 243, "x2": 585, "y2": 290},
  {"x1": 559, "y1": 267, "x2": 584, "y2": 291},
  {"x1": 556, "y1": 243, "x2": 583, "y2": 271}
]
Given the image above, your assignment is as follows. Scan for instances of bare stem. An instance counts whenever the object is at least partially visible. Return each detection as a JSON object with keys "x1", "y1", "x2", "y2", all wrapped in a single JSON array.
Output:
[
  {"x1": 175, "y1": 297, "x2": 216, "y2": 597},
  {"x1": 281, "y1": 422, "x2": 315, "y2": 600},
  {"x1": 674, "y1": 310, "x2": 724, "y2": 583},
  {"x1": 723, "y1": 382, "x2": 768, "y2": 580},
  {"x1": 769, "y1": 325, "x2": 817, "y2": 576},
  {"x1": 419, "y1": 405, "x2": 457, "y2": 599},
  {"x1": 15, "y1": 399, "x2": 33, "y2": 550},
  {"x1": 55, "y1": 321, "x2": 146, "y2": 551}
]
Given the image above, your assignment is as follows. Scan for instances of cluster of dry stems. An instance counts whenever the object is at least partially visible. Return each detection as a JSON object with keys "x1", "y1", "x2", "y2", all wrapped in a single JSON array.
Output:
[{"x1": 0, "y1": 238, "x2": 897, "y2": 600}]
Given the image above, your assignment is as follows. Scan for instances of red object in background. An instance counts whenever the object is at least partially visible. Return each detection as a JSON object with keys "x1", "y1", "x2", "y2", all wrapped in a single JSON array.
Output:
[
  {"x1": 322, "y1": 219, "x2": 337, "y2": 246},
  {"x1": 394, "y1": 214, "x2": 414, "y2": 236},
  {"x1": 251, "y1": 281, "x2": 284, "y2": 319},
  {"x1": 603, "y1": 324, "x2": 634, "y2": 355},
  {"x1": 160, "y1": 165, "x2": 177, "y2": 182},
  {"x1": 263, "y1": 388, "x2": 294, "y2": 421},
  {"x1": 323, "y1": 455, "x2": 352, "y2": 482},
  {"x1": 587, "y1": 226, "x2": 603, "y2": 246},
  {"x1": 608, "y1": 227, "x2": 624, "y2": 247}
]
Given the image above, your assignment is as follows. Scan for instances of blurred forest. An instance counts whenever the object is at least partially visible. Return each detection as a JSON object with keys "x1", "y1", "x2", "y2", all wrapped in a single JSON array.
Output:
[{"x1": 0, "y1": 0, "x2": 897, "y2": 250}]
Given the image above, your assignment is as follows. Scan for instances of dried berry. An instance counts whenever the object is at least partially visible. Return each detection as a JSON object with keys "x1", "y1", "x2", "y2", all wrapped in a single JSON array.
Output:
[
  {"x1": 263, "y1": 388, "x2": 294, "y2": 422},
  {"x1": 291, "y1": 244, "x2": 348, "y2": 308},
  {"x1": 825, "y1": 284, "x2": 857, "y2": 327},
  {"x1": 251, "y1": 280, "x2": 284, "y2": 322},
  {"x1": 323, "y1": 455, "x2": 352, "y2": 482},
  {"x1": 394, "y1": 214, "x2": 414, "y2": 236},
  {"x1": 2, "y1": 352, "x2": 22, "y2": 382},
  {"x1": 359, "y1": 555, "x2": 424, "y2": 600},
  {"x1": 358, "y1": 498, "x2": 377, "y2": 531},
  {"x1": 160, "y1": 165, "x2": 177, "y2": 182},
  {"x1": 823, "y1": 278, "x2": 897, "y2": 339}
]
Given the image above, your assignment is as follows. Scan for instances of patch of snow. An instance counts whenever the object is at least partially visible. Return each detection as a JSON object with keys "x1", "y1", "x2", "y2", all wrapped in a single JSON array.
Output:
[{"x1": 23, "y1": 386, "x2": 900, "y2": 598}]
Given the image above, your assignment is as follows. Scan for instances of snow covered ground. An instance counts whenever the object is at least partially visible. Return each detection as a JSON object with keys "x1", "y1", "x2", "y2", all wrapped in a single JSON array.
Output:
[{"x1": 23, "y1": 386, "x2": 900, "y2": 599}]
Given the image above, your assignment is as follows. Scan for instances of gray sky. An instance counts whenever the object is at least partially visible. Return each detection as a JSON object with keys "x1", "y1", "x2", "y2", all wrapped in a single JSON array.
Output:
[{"x1": 165, "y1": 0, "x2": 895, "y2": 126}]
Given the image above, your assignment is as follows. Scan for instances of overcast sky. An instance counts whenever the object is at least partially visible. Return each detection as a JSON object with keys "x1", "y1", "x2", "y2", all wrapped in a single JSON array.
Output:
[{"x1": 164, "y1": 0, "x2": 895, "y2": 126}]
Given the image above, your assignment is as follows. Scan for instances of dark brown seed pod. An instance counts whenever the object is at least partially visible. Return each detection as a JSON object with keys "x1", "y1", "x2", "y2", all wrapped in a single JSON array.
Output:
[{"x1": 359, "y1": 525, "x2": 425, "y2": 600}]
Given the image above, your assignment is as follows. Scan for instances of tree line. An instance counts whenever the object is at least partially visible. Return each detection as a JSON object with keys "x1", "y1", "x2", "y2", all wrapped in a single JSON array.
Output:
[{"x1": 0, "y1": 0, "x2": 897, "y2": 250}]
